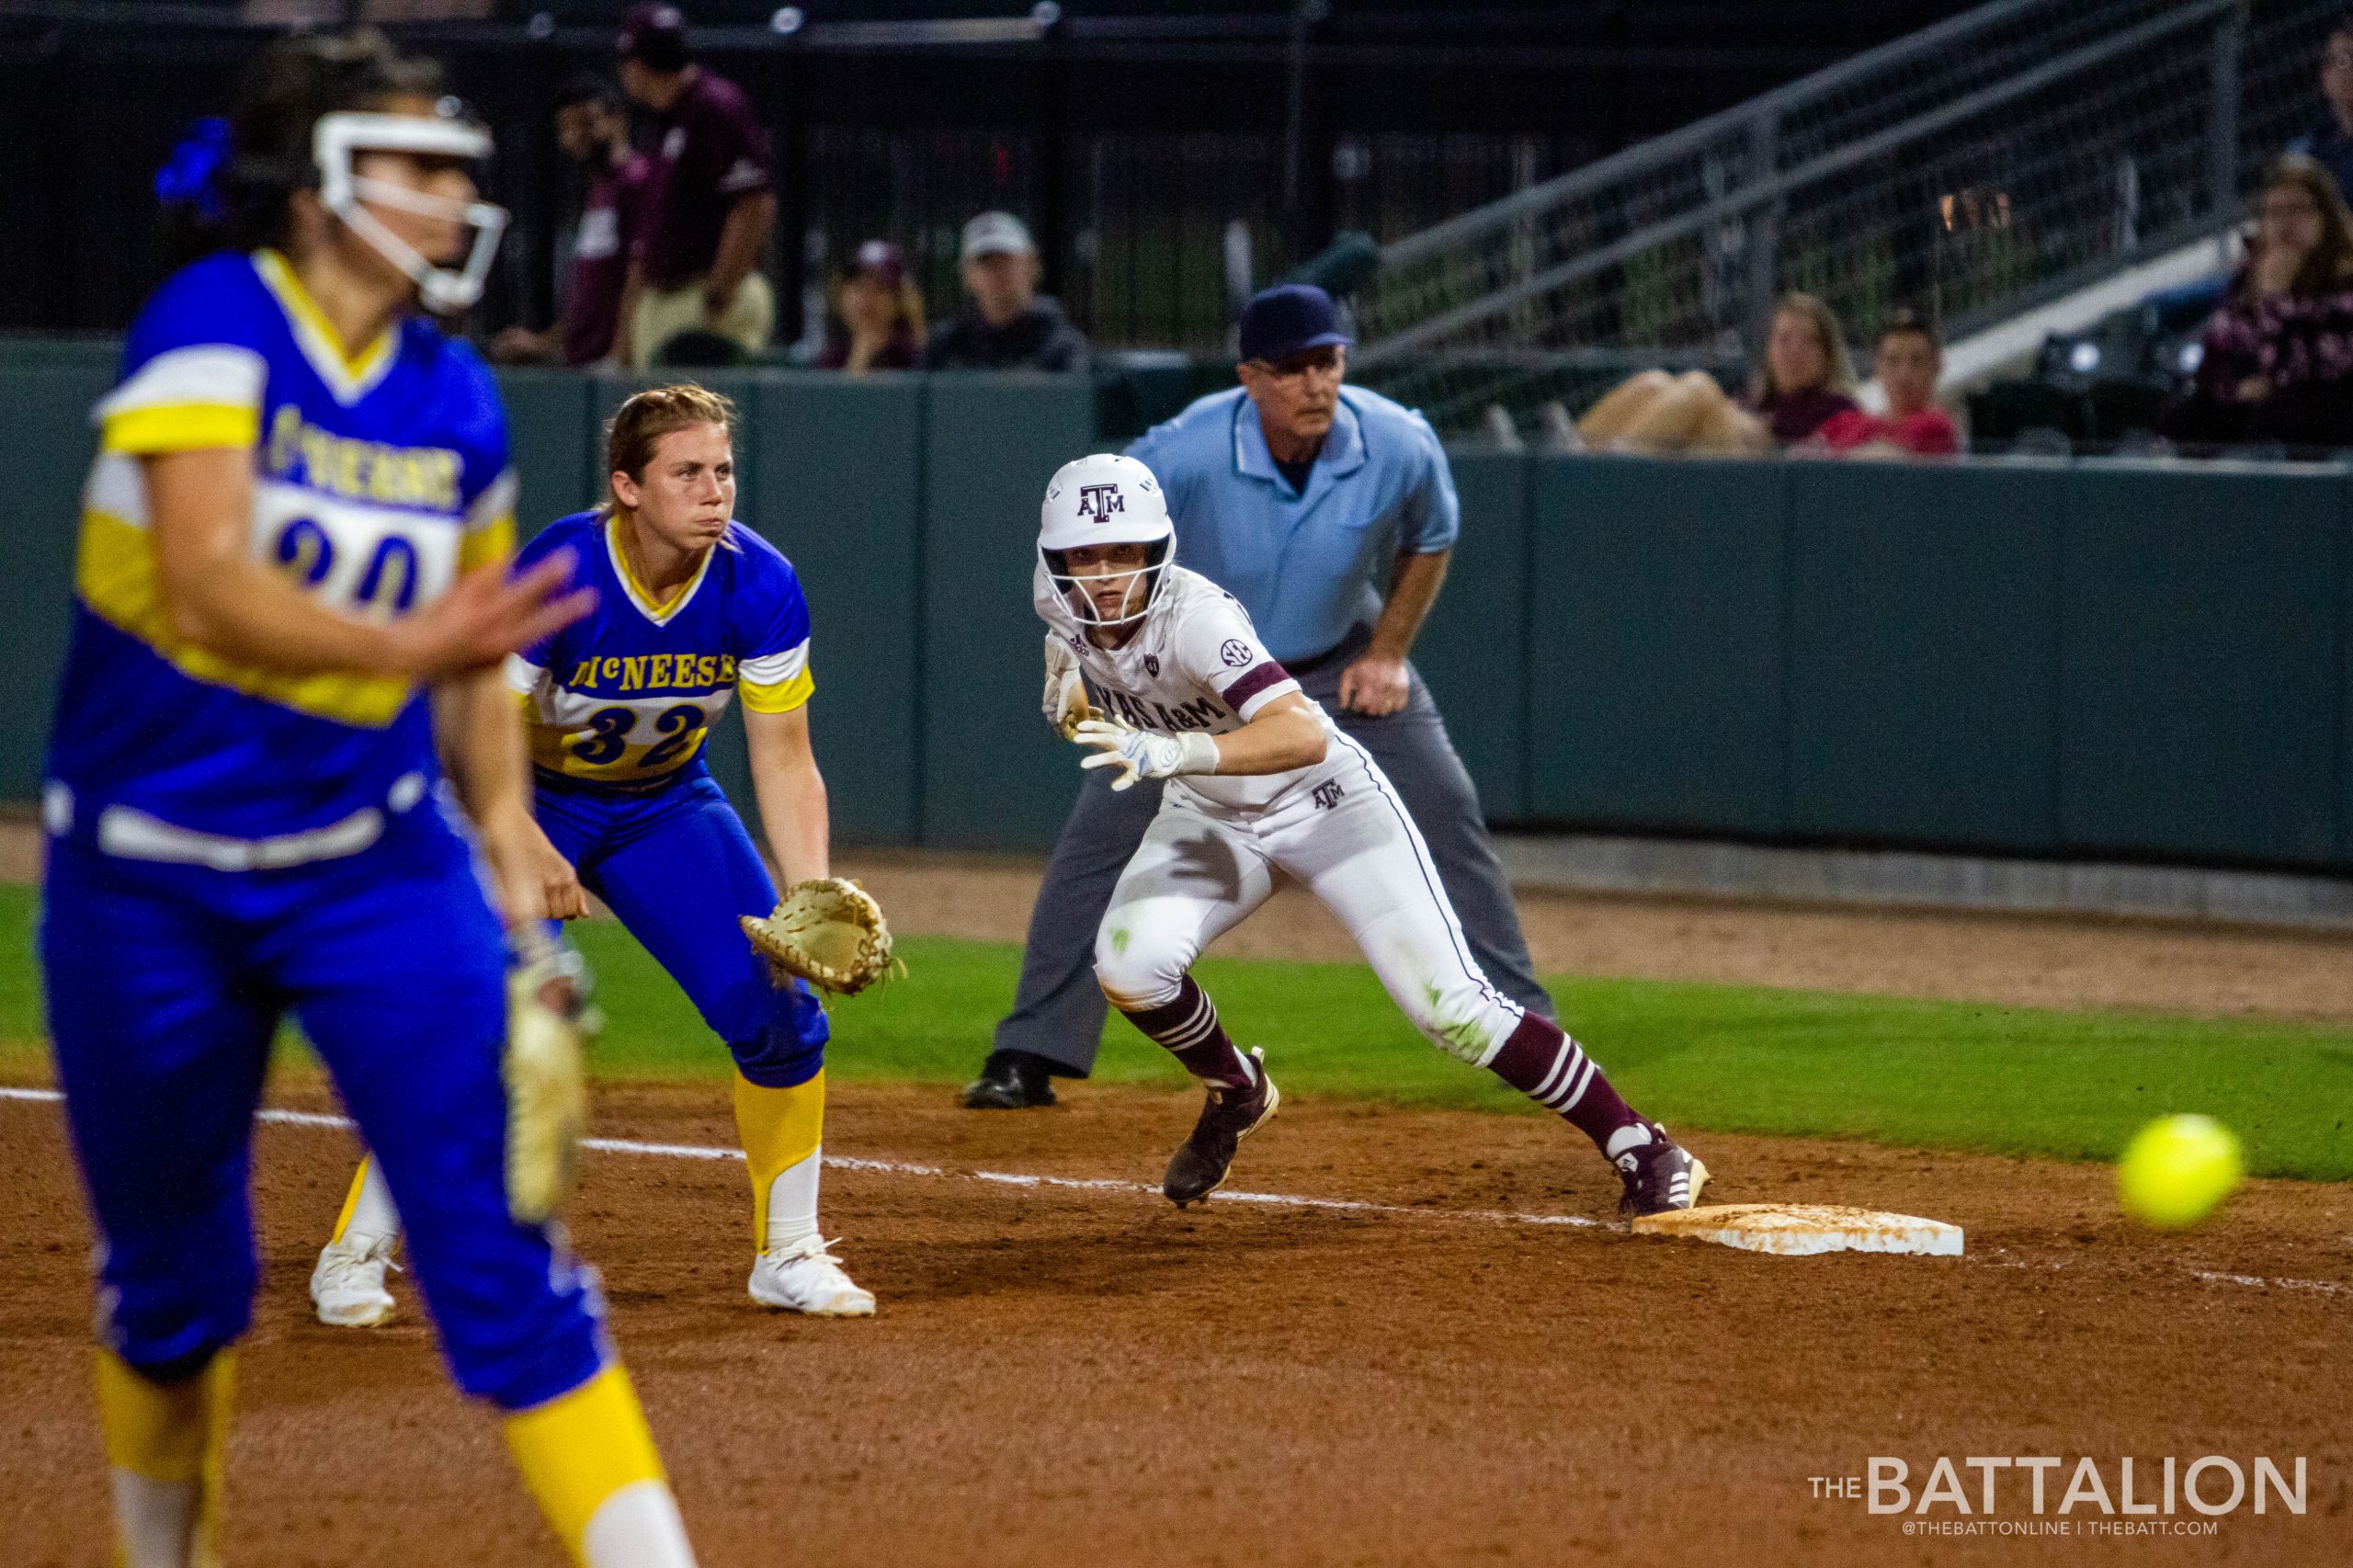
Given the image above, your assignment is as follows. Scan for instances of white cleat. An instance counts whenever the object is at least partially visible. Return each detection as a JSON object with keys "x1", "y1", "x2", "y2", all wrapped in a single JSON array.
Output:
[
  {"x1": 310, "y1": 1233, "x2": 398, "y2": 1327},
  {"x1": 747, "y1": 1236, "x2": 875, "y2": 1317}
]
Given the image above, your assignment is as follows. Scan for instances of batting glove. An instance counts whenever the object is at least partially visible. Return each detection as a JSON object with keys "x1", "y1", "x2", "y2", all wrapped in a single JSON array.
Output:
[
  {"x1": 1073, "y1": 717, "x2": 1219, "y2": 790},
  {"x1": 1042, "y1": 633, "x2": 1095, "y2": 740}
]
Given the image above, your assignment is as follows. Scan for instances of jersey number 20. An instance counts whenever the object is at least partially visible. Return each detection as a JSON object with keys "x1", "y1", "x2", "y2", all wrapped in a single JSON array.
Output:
[{"x1": 274, "y1": 516, "x2": 421, "y2": 613}]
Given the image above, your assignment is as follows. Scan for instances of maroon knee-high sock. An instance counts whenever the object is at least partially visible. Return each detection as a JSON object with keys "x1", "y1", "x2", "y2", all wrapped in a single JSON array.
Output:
[
  {"x1": 1119, "y1": 976, "x2": 1255, "y2": 1091},
  {"x1": 1485, "y1": 1014, "x2": 1648, "y2": 1156}
]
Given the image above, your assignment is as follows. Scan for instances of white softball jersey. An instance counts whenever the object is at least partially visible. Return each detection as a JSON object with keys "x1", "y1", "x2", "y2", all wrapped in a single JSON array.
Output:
[
  {"x1": 1034, "y1": 562, "x2": 1355, "y2": 817},
  {"x1": 1038, "y1": 562, "x2": 1528, "y2": 1067}
]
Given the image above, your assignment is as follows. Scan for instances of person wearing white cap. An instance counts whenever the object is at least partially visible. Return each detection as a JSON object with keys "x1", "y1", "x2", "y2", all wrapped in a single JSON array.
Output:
[{"x1": 922, "y1": 210, "x2": 1091, "y2": 371}]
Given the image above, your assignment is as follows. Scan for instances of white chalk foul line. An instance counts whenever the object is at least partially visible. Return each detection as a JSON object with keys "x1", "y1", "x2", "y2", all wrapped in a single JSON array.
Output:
[
  {"x1": 2193, "y1": 1270, "x2": 2350, "y2": 1299},
  {"x1": 0, "y1": 1085, "x2": 1597, "y2": 1231},
  {"x1": 10, "y1": 1087, "x2": 2347, "y2": 1290}
]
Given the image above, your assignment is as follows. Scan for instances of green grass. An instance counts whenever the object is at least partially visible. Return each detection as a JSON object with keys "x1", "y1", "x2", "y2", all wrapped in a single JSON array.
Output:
[{"x1": 5, "y1": 885, "x2": 2350, "y2": 1180}]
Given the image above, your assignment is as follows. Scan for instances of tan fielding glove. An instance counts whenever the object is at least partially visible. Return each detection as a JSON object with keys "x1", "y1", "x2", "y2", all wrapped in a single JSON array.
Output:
[
  {"x1": 742, "y1": 877, "x2": 899, "y2": 995},
  {"x1": 504, "y1": 928, "x2": 597, "y2": 1226},
  {"x1": 1043, "y1": 631, "x2": 1097, "y2": 740}
]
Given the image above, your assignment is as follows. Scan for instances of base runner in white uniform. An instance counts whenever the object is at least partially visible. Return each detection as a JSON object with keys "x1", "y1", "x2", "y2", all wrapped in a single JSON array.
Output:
[{"x1": 1033, "y1": 455, "x2": 1709, "y2": 1214}]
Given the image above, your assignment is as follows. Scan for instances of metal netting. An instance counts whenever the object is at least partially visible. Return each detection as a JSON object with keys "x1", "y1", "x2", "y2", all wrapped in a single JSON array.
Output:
[{"x1": 1356, "y1": 0, "x2": 2342, "y2": 436}]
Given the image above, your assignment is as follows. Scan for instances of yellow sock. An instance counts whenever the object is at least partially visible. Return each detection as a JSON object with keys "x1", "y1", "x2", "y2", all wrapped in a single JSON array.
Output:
[
  {"x1": 732, "y1": 1069, "x2": 824, "y2": 1253},
  {"x1": 328, "y1": 1152, "x2": 404, "y2": 1247},
  {"x1": 505, "y1": 1363, "x2": 692, "y2": 1567},
  {"x1": 331, "y1": 1158, "x2": 367, "y2": 1242},
  {"x1": 95, "y1": 1346, "x2": 233, "y2": 1568}
]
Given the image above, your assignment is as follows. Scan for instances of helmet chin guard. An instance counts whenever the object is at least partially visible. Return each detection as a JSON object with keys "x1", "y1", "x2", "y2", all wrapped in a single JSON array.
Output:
[
  {"x1": 1039, "y1": 452, "x2": 1175, "y2": 630},
  {"x1": 314, "y1": 111, "x2": 508, "y2": 313}
]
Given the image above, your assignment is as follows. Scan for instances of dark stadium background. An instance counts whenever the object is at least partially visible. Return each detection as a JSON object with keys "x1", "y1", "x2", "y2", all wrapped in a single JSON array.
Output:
[{"x1": 0, "y1": 2, "x2": 1974, "y2": 347}]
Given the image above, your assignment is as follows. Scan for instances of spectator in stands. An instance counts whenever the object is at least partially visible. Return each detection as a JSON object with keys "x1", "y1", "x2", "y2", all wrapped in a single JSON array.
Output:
[
  {"x1": 1575, "y1": 291, "x2": 1858, "y2": 454},
  {"x1": 1805, "y1": 311, "x2": 1961, "y2": 457},
  {"x1": 2159, "y1": 154, "x2": 2353, "y2": 451},
  {"x1": 613, "y1": 3, "x2": 776, "y2": 369},
  {"x1": 491, "y1": 75, "x2": 650, "y2": 368},
  {"x1": 2143, "y1": 22, "x2": 2353, "y2": 345},
  {"x1": 923, "y1": 211, "x2": 1090, "y2": 372},
  {"x1": 1741, "y1": 292, "x2": 1862, "y2": 444},
  {"x1": 2288, "y1": 18, "x2": 2353, "y2": 204},
  {"x1": 2135, "y1": 20, "x2": 2353, "y2": 342},
  {"x1": 814, "y1": 240, "x2": 925, "y2": 372}
]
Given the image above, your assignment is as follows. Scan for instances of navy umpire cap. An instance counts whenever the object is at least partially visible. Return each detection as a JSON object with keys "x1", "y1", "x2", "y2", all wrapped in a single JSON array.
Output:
[
  {"x1": 1239, "y1": 284, "x2": 1352, "y2": 364},
  {"x1": 619, "y1": 4, "x2": 690, "y2": 71}
]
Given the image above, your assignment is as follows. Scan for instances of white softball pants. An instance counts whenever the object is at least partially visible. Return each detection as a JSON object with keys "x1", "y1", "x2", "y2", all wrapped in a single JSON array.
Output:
[{"x1": 1093, "y1": 735, "x2": 1527, "y2": 1066}]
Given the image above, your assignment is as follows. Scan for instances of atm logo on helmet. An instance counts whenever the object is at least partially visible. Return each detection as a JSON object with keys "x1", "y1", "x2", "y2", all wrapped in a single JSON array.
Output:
[{"x1": 1077, "y1": 483, "x2": 1125, "y2": 520}]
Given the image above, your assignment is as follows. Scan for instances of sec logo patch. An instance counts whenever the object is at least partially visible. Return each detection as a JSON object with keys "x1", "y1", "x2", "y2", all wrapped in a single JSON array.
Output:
[{"x1": 1220, "y1": 640, "x2": 1252, "y2": 668}]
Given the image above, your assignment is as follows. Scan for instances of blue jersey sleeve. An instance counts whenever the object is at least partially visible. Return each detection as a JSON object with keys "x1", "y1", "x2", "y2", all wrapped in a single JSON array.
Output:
[
  {"x1": 732, "y1": 530, "x2": 813, "y2": 714},
  {"x1": 97, "y1": 255, "x2": 276, "y2": 456},
  {"x1": 424, "y1": 334, "x2": 517, "y2": 572},
  {"x1": 508, "y1": 513, "x2": 602, "y2": 676}
]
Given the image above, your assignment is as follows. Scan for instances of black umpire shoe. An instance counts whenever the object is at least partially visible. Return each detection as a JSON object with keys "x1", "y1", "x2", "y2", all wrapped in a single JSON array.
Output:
[
  {"x1": 1163, "y1": 1049, "x2": 1280, "y2": 1208},
  {"x1": 961, "y1": 1050, "x2": 1059, "y2": 1109},
  {"x1": 1615, "y1": 1122, "x2": 1709, "y2": 1218}
]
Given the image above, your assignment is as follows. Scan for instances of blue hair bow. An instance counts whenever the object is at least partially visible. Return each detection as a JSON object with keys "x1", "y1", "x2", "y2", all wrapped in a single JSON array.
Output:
[{"x1": 155, "y1": 117, "x2": 233, "y2": 222}]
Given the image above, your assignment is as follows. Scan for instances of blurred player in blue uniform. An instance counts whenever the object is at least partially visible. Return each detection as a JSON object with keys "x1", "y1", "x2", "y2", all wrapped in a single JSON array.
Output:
[
  {"x1": 42, "y1": 30, "x2": 699, "y2": 1568},
  {"x1": 314, "y1": 382, "x2": 874, "y2": 1321}
]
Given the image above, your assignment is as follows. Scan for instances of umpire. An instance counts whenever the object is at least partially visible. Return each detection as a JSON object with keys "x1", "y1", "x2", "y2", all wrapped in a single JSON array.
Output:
[{"x1": 964, "y1": 283, "x2": 1555, "y2": 1108}]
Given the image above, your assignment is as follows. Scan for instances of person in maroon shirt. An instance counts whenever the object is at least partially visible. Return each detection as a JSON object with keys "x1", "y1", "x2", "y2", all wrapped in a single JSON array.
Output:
[
  {"x1": 2160, "y1": 154, "x2": 2353, "y2": 452},
  {"x1": 1806, "y1": 311, "x2": 1962, "y2": 458},
  {"x1": 1577, "y1": 291, "x2": 1859, "y2": 453},
  {"x1": 491, "y1": 76, "x2": 651, "y2": 368},
  {"x1": 1738, "y1": 292, "x2": 1861, "y2": 443},
  {"x1": 613, "y1": 4, "x2": 777, "y2": 368}
]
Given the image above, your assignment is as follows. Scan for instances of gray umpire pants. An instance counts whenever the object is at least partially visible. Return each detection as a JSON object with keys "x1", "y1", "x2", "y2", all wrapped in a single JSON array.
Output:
[{"x1": 992, "y1": 655, "x2": 1555, "y2": 1076}]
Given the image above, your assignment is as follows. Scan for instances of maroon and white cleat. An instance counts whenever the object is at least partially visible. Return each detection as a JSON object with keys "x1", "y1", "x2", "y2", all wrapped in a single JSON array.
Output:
[
  {"x1": 1616, "y1": 1123, "x2": 1708, "y2": 1218},
  {"x1": 1163, "y1": 1048, "x2": 1279, "y2": 1208}
]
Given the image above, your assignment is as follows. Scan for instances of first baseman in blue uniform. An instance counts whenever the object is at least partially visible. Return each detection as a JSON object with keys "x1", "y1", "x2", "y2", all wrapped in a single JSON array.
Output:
[
  {"x1": 43, "y1": 30, "x2": 699, "y2": 1566},
  {"x1": 315, "y1": 381, "x2": 875, "y2": 1323}
]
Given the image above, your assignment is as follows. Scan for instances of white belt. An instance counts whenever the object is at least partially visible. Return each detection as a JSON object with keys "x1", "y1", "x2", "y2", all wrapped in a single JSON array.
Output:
[
  {"x1": 97, "y1": 805, "x2": 385, "y2": 871},
  {"x1": 72, "y1": 770, "x2": 428, "y2": 872}
]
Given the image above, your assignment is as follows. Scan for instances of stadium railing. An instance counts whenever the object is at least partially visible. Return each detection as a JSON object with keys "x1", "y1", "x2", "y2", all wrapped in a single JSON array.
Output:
[{"x1": 1353, "y1": 0, "x2": 2341, "y2": 437}]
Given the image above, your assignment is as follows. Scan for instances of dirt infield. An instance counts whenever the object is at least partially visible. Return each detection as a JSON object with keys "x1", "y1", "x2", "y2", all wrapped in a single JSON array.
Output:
[{"x1": 4, "y1": 1081, "x2": 2347, "y2": 1566}]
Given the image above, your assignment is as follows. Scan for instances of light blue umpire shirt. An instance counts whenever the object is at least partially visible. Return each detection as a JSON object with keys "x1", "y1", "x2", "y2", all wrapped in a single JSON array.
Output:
[{"x1": 1123, "y1": 383, "x2": 1461, "y2": 665}]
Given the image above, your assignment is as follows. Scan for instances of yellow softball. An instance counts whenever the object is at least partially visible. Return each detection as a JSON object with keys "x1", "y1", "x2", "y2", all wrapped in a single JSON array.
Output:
[{"x1": 2117, "y1": 1114, "x2": 2243, "y2": 1230}]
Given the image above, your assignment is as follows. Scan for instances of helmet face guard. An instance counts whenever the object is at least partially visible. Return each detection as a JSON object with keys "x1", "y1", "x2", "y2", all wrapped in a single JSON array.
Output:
[
  {"x1": 313, "y1": 111, "x2": 508, "y2": 313},
  {"x1": 1041, "y1": 538, "x2": 1169, "y2": 629}
]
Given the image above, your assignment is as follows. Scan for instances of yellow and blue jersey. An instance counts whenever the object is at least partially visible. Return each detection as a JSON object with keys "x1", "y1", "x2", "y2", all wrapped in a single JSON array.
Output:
[
  {"x1": 48, "y1": 248, "x2": 515, "y2": 848},
  {"x1": 508, "y1": 509, "x2": 813, "y2": 790}
]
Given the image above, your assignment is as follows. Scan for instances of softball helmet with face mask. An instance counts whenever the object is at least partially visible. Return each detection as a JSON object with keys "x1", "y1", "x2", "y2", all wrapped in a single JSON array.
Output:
[
  {"x1": 313, "y1": 105, "x2": 508, "y2": 313},
  {"x1": 1039, "y1": 453, "x2": 1173, "y2": 629}
]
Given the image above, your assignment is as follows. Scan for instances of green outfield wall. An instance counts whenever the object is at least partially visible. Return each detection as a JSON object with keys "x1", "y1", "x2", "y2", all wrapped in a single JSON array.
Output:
[{"x1": 6, "y1": 348, "x2": 2350, "y2": 872}]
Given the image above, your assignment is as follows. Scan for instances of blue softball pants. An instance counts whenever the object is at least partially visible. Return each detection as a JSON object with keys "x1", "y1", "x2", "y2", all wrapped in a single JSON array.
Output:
[
  {"x1": 534, "y1": 766, "x2": 827, "y2": 1088},
  {"x1": 41, "y1": 812, "x2": 609, "y2": 1410}
]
